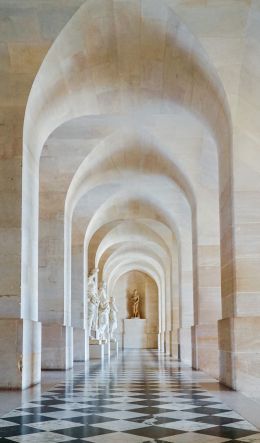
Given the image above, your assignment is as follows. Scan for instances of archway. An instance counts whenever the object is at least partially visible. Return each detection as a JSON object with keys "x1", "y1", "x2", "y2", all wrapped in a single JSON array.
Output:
[
  {"x1": 21, "y1": 0, "x2": 233, "y2": 389},
  {"x1": 111, "y1": 270, "x2": 159, "y2": 350}
]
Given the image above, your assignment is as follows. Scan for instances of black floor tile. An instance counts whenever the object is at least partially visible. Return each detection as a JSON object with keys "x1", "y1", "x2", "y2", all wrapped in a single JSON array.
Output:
[
  {"x1": 126, "y1": 425, "x2": 185, "y2": 439},
  {"x1": 55, "y1": 425, "x2": 114, "y2": 439},
  {"x1": 196, "y1": 426, "x2": 257, "y2": 439},
  {"x1": 68, "y1": 414, "x2": 118, "y2": 425},
  {"x1": 5, "y1": 414, "x2": 57, "y2": 425},
  {"x1": 192, "y1": 415, "x2": 242, "y2": 426},
  {"x1": 0, "y1": 425, "x2": 43, "y2": 438},
  {"x1": 130, "y1": 406, "x2": 174, "y2": 415},
  {"x1": 188, "y1": 406, "x2": 231, "y2": 415}
]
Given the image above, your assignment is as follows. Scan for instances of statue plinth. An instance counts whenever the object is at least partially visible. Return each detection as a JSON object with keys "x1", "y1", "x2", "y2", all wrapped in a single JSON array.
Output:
[
  {"x1": 123, "y1": 318, "x2": 147, "y2": 349},
  {"x1": 110, "y1": 340, "x2": 119, "y2": 356},
  {"x1": 89, "y1": 338, "x2": 102, "y2": 345},
  {"x1": 89, "y1": 338, "x2": 104, "y2": 360},
  {"x1": 110, "y1": 337, "x2": 117, "y2": 343}
]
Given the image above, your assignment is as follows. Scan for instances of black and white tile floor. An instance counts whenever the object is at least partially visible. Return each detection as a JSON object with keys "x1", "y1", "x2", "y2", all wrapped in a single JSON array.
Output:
[{"x1": 0, "y1": 350, "x2": 259, "y2": 442}]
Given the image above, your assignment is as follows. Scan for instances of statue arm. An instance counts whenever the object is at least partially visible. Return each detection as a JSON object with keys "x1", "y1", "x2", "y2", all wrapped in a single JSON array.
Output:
[{"x1": 113, "y1": 300, "x2": 118, "y2": 311}]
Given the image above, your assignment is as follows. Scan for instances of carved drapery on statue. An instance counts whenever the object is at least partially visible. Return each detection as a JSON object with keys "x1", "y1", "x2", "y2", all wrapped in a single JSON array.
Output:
[
  {"x1": 98, "y1": 281, "x2": 110, "y2": 340},
  {"x1": 87, "y1": 268, "x2": 118, "y2": 343},
  {"x1": 87, "y1": 268, "x2": 99, "y2": 339},
  {"x1": 131, "y1": 289, "x2": 140, "y2": 318},
  {"x1": 109, "y1": 296, "x2": 118, "y2": 341}
]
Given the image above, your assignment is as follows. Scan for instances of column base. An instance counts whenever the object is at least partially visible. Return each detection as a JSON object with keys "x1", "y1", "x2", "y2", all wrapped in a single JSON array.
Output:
[
  {"x1": 191, "y1": 323, "x2": 219, "y2": 379},
  {"x1": 170, "y1": 329, "x2": 179, "y2": 359},
  {"x1": 178, "y1": 327, "x2": 192, "y2": 365},
  {"x1": 146, "y1": 333, "x2": 158, "y2": 348},
  {"x1": 165, "y1": 331, "x2": 171, "y2": 355},
  {"x1": 157, "y1": 334, "x2": 161, "y2": 351},
  {"x1": 0, "y1": 319, "x2": 41, "y2": 389},
  {"x1": 73, "y1": 328, "x2": 88, "y2": 362},
  {"x1": 218, "y1": 317, "x2": 260, "y2": 396},
  {"x1": 42, "y1": 324, "x2": 73, "y2": 370},
  {"x1": 89, "y1": 343, "x2": 104, "y2": 360},
  {"x1": 158, "y1": 332, "x2": 165, "y2": 352}
]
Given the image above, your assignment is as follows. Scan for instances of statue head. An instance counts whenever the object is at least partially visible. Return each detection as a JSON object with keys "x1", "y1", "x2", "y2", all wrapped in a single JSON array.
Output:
[
  {"x1": 88, "y1": 268, "x2": 99, "y2": 283},
  {"x1": 99, "y1": 281, "x2": 107, "y2": 290},
  {"x1": 89, "y1": 268, "x2": 99, "y2": 276}
]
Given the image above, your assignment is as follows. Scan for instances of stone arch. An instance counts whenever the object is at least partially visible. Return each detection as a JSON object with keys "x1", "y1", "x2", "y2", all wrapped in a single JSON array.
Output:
[
  {"x1": 109, "y1": 264, "x2": 161, "y2": 349},
  {"x1": 22, "y1": 0, "x2": 232, "y2": 319},
  {"x1": 21, "y1": 0, "x2": 233, "y2": 388},
  {"x1": 95, "y1": 221, "x2": 172, "y2": 270},
  {"x1": 104, "y1": 251, "x2": 164, "y2": 339},
  {"x1": 84, "y1": 217, "x2": 179, "y2": 357}
]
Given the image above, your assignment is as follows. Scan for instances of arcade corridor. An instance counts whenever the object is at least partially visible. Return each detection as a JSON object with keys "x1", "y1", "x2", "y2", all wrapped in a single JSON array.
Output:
[{"x1": 0, "y1": 351, "x2": 259, "y2": 442}]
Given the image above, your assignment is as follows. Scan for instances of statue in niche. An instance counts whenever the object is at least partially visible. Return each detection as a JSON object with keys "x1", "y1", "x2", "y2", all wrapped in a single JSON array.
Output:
[
  {"x1": 131, "y1": 289, "x2": 140, "y2": 318},
  {"x1": 109, "y1": 296, "x2": 118, "y2": 341},
  {"x1": 87, "y1": 268, "x2": 100, "y2": 339},
  {"x1": 98, "y1": 281, "x2": 110, "y2": 340}
]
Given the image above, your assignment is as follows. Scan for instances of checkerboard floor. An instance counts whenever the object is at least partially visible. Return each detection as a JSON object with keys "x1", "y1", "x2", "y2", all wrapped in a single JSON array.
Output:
[{"x1": 1, "y1": 350, "x2": 259, "y2": 442}]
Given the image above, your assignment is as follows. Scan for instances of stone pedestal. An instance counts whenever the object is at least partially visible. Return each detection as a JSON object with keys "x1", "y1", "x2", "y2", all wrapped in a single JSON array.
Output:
[
  {"x1": 192, "y1": 323, "x2": 219, "y2": 379},
  {"x1": 42, "y1": 324, "x2": 73, "y2": 370},
  {"x1": 110, "y1": 340, "x2": 119, "y2": 356},
  {"x1": 0, "y1": 319, "x2": 41, "y2": 389},
  {"x1": 104, "y1": 341, "x2": 110, "y2": 357},
  {"x1": 89, "y1": 341, "x2": 104, "y2": 359},
  {"x1": 218, "y1": 317, "x2": 260, "y2": 396},
  {"x1": 73, "y1": 328, "x2": 88, "y2": 362},
  {"x1": 123, "y1": 319, "x2": 147, "y2": 348}
]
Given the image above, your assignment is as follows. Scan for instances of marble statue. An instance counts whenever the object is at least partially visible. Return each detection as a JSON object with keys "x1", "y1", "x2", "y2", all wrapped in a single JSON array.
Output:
[
  {"x1": 98, "y1": 281, "x2": 110, "y2": 340},
  {"x1": 131, "y1": 289, "x2": 140, "y2": 318},
  {"x1": 109, "y1": 296, "x2": 118, "y2": 341},
  {"x1": 87, "y1": 268, "x2": 99, "y2": 338}
]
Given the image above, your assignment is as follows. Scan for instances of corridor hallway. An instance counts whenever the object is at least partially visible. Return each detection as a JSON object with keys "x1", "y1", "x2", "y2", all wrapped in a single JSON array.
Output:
[{"x1": 0, "y1": 350, "x2": 259, "y2": 443}]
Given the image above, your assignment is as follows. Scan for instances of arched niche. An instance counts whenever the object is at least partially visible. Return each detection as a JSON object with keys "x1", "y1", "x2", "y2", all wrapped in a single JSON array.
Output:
[{"x1": 110, "y1": 269, "x2": 159, "y2": 350}]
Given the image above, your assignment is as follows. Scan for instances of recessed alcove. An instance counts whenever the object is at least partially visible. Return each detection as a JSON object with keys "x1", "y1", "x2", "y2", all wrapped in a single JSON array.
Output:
[{"x1": 112, "y1": 270, "x2": 158, "y2": 349}]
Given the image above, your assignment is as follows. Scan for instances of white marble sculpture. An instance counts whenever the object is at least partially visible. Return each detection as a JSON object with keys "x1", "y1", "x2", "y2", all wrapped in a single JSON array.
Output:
[
  {"x1": 98, "y1": 282, "x2": 110, "y2": 340},
  {"x1": 87, "y1": 268, "x2": 100, "y2": 339},
  {"x1": 109, "y1": 296, "x2": 118, "y2": 341}
]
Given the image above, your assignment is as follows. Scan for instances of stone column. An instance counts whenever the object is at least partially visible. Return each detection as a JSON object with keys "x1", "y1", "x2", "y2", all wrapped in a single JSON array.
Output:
[
  {"x1": 39, "y1": 201, "x2": 74, "y2": 370},
  {"x1": 0, "y1": 319, "x2": 41, "y2": 389},
  {"x1": 192, "y1": 243, "x2": 221, "y2": 379},
  {"x1": 41, "y1": 324, "x2": 73, "y2": 370},
  {"x1": 71, "y1": 235, "x2": 88, "y2": 362},
  {"x1": 0, "y1": 108, "x2": 42, "y2": 389},
  {"x1": 218, "y1": 5, "x2": 260, "y2": 396},
  {"x1": 74, "y1": 328, "x2": 88, "y2": 361},
  {"x1": 179, "y1": 231, "x2": 193, "y2": 365}
]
